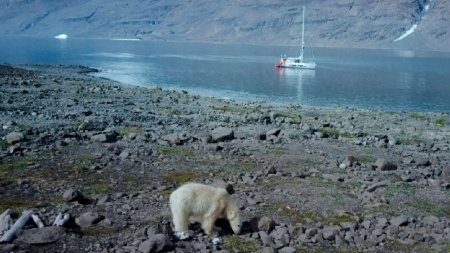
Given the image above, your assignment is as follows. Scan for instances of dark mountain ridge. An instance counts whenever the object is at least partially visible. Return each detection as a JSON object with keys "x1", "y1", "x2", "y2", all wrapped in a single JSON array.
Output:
[{"x1": 0, "y1": 0, "x2": 449, "y2": 51}]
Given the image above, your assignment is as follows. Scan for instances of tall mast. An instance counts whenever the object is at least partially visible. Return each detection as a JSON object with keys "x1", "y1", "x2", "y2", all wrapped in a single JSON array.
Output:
[{"x1": 300, "y1": 6, "x2": 305, "y2": 62}]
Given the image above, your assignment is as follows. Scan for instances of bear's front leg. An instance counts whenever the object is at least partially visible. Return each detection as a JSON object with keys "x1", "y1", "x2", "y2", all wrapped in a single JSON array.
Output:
[{"x1": 201, "y1": 218, "x2": 215, "y2": 236}]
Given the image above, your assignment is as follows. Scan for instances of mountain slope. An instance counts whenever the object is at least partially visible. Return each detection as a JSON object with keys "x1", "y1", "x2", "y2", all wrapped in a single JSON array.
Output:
[{"x1": 0, "y1": 0, "x2": 449, "y2": 51}]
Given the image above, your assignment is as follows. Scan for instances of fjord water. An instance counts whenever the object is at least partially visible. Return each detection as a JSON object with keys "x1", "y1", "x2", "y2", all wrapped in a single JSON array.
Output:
[{"x1": 1, "y1": 37, "x2": 450, "y2": 112}]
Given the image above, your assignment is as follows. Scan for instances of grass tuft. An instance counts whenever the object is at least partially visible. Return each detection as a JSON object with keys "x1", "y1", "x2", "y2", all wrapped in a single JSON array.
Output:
[
  {"x1": 163, "y1": 171, "x2": 198, "y2": 186},
  {"x1": 223, "y1": 235, "x2": 261, "y2": 253}
]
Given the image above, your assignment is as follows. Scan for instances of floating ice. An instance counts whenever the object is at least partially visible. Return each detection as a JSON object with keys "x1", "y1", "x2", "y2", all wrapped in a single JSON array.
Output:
[
  {"x1": 111, "y1": 38, "x2": 141, "y2": 41},
  {"x1": 54, "y1": 34, "x2": 68, "y2": 40}
]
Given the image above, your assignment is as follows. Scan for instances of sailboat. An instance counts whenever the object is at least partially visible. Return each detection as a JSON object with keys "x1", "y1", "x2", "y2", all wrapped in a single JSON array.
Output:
[{"x1": 276, "y1": 6, "x2": 316, "y2": 69}]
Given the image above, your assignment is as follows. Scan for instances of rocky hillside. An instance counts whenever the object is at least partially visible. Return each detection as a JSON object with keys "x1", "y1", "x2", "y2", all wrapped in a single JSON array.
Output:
[{"x1": 0, "y1": 0, "x2": 449, "y2": 51}]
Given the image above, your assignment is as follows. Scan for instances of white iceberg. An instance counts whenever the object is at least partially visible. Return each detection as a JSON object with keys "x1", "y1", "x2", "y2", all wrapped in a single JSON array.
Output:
[{"x1": 54, "y1": 34, "x2": 68, "y2": 40}]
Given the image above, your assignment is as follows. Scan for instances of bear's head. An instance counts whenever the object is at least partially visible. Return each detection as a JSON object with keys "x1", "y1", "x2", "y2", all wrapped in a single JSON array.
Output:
[{"x1": 226, "y1": 202, "x2": 241, "y2": 234}]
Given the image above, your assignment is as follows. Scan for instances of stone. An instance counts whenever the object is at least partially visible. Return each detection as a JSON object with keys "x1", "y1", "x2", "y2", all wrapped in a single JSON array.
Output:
[
  {"x1": 16, "y1": 227, "x2": 65, "y2": 245},
  {"x1": 266, "y1": 128, "x2": 281, "y2": 137},
  {"x1": 375, "y1": 217, "x2": 388, "y2": 228},
  {"x1": 0, "y1": 244, "x2": 16, "y2": 252},
  {"x1": 258, "y1": 247, "x2": 276, "y2": 253},
  {"x1": 247, "y1": 195, "x2": 264, "y2": 205},
  {"x1": 390, "y1": 215, "x2": 408, "y2": 227},
  {"x1": 366, "y1": 181, "x2": 388, "y2": 192},
  {"x1": 258, "y1": 231, "x2": 272, "y2": 246},
  {"x1": 159, "y1": 133, "x2": 189, "y2": 145},
  {"x1": 250, "y1": 216, "x2": 275, "y2": 232},
  {"x1": 5, "y1": 132, "x2": 24, "y2": 144},
  {"x1": 322, "y1": 226, "x2": 339, "y2": 240},
  {"x1": 210, "y1": 127, "x2": 234, "y2": 143},
  {"x1": 279, "y1": 247, "x2": 296, "y2": 253},
  {"x1": 78, "y1": 116, "x2": 107, "y2": 131},
  {"x1": 343, "y1": 155, "x2": 356, "y2": 167},
  {"x1": 75, "y1": 212, "x2": 104, "y2": 228},
  {"x1": 374, "y1": 158, "x2": 397, "y2": 171},
  {"x1": 63, "y1": 189, "x2": 84, "y2": 202},
  {"x1": 91, "y1": 131, "x2": 118, "y2": 143},
  {"x1": 138, "y1": 234, "x2": 174, "y2": 253},
  {"x1": 305, "y1": 228, "x2": 318, "y2": 238},
  {"x1": 423, "y1": 215, "x2": 439, "y2": 225}
]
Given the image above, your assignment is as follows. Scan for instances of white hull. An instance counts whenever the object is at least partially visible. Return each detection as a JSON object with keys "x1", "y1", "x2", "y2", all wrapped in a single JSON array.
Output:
[{"x1": 280, "y1": 57, "x2": 316, "y2": 69}]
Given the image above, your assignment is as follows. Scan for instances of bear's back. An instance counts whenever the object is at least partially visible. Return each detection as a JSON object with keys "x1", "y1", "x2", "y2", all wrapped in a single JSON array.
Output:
[{"x1": 170, "y1": 183, "x2": 229, "y2": 213}]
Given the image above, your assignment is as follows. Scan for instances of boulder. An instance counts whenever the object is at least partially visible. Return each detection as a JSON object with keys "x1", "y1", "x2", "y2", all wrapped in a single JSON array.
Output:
[
  {"x1": 374, "y1": 158, "x2": 397, "y2": 171},
  {"x1": 250, "y1": 216, "x2": 275, "y2": 232},
  {"x1": 5, "y1": 132, "x2": 24, "y2": 144},
  {"x1": 16, "y1": 227, "x2": 65, "y2": 245},
  {"x1": 210, "y1": 127, "x2": 234, "y2": 143},
  {"x1": 159, "y1": 133, "x2": 189, "y2": 145},
  {"x1": 138, "y1": 234, "x2": 174, "y2": 253},
  {"x1": 62, "y1": 189, "x2": 84, "y2": 202},
  {"x1": 390, "y1": 215, "x2": 408, "y2": 227},
  {"x1": 76, "y1": 212, "x2": 104, "y2": 228},
  {"x1": 279, "y1": 247, "x2": 296, "y2": 253},
  {"x1": 91, "y1": 131, "x2": 118, "y2": 143}
]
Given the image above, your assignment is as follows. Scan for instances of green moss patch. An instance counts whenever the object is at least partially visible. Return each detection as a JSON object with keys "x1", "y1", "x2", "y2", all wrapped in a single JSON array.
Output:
[
  {"x1": 163, "y1": 171, "x2": 198, "y2": 185},
  {"x1": 383, "y1": 182, "x2": 417, "y2": 198},
  {"x1": 0, "y1": 196, "x2": 39, "y2": 212},
  {"x1": 82, "y1": 182, "x2": 111, "y2": 195},
  {"x1": 434, "y1": 117, "x2": 448, "y2": 126},
  {"x1": 223, "y1": 235, "x2": 261, "y2": 253},
  {"x1": 0, "y1": 139, "x2": 10, "y2": 150},
  {"x1": 410, "y1": 112, "x2": 425, "y2": 120},
  {"x1": 157, "y1": 144, "x2": 194, "y2": 157}
]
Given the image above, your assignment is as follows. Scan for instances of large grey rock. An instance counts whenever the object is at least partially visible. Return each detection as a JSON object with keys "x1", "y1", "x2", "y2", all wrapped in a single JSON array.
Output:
[
  {"x1": 250, "y1": 216, "x2": 275, "y2": 232},
  {"x1": 138, "y1": 234, "x2": 174, "y2": 253},
  {"x1": 91, "y1": 131, "x2": 118, "y2": 143},
  {"x1": 258, "y1": 247, "x2": 276, "y2": 253},
  {"x1": 210, "y1": 127, "x2": 234, "y2": 142},
  {"x1": 258, "y1": 231, "x2": 272, "y2": 246},
  {"x1": 305, "y1": 227, "x2": 318, "y2": 238},
  {"x1": 16, "y1": 227, "x2": 65, "y2": 245},
  {"x1": 63, "y1": 189, "x2": 84, "y2": 202},
  {"x1": 279, "y1": 247, "x2": 296, "y2": 253},
  {"x1": 374, "y1": 158, "x2": 397, "y2": 171},
  {"x1": 390, "y1": 215, "x2": 408, "y2": 227},
  {"x1": 322, "y1": 226, "x2": 340, "y2": 240},
  {"x1": 76, "y1": 212, "x2": 104, "y2": 228},
  {"x1": 422, "y1": 215, "x2": 439, "y2": 225},
  {"x1": 5, "y1": 132, "x2": 24, "y2": 144},
  {"x1": 159, "y1": 133, "x2": 189, "y2": 146}
]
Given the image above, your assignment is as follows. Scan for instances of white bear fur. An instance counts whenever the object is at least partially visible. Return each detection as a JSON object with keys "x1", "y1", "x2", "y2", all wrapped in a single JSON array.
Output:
[{"x1": 169, "y1": 183, "x2": 241, "y2": 238}]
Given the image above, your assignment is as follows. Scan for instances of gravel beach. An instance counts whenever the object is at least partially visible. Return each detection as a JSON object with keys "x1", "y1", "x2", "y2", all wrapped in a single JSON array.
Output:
[{"x1": 0, "y1": 64, "x2": 449, "y2": 253}]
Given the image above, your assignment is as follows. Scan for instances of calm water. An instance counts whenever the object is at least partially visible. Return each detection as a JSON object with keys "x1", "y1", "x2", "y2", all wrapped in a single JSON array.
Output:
[{"x1": 1, "y1": 36, "x2": 450, "y2": 112}]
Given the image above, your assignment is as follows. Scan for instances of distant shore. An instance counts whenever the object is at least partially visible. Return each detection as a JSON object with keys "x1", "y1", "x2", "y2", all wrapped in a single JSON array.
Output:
[{"x1": 1, "y1": 64, "x2": 449, "y2": 253}]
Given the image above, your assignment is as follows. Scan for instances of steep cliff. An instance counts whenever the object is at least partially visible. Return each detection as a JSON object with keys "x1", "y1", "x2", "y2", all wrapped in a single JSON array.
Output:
[{"x1": 0, "y1": 0, "x2": 448, "y2": 51}]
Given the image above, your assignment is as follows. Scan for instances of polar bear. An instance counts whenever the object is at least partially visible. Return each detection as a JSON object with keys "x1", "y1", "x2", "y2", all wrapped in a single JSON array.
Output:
[{"x1": 169, "y1": 183, "x2": 241, "y2": 239}]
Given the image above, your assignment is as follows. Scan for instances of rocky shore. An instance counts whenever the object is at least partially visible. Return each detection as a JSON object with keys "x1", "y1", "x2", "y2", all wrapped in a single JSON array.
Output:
[{"x1": 0, "y1": 64, "x2": 449, "y2": 253}]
